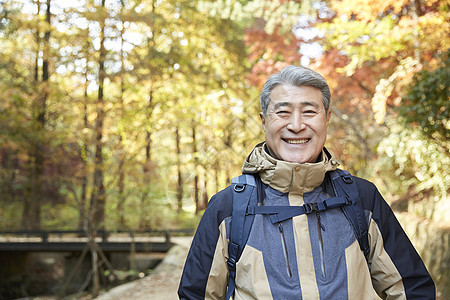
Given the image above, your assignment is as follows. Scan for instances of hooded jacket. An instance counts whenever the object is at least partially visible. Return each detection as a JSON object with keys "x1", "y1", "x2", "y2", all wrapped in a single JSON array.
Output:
[{"x1": 178, "y1": 143, "x2": 435, "y2": 299}]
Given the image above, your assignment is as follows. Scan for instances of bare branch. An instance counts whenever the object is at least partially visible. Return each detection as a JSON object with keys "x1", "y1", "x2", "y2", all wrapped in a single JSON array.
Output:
[{"x1": 331, "y1": 105, "x2": 376, "y2": 159}]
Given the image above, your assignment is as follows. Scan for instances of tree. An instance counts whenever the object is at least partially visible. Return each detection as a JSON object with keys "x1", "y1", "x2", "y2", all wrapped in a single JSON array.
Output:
[
  {"x1": 90, "y1": 0, "x2": 107, "y2": 230},
  {"x1": 399, "y1": 52, "x2": 449, "y2": 144}
]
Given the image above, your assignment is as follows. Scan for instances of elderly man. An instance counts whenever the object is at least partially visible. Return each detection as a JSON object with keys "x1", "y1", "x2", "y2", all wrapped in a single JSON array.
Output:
[{"x1": 178, "y1": 65, "x2": 435, "y2": 299}]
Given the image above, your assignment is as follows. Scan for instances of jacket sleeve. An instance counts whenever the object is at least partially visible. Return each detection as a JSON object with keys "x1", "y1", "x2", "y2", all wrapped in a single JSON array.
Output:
[
  {"x1": 356, "y1": 178, "x2": 436, "y2": 299},
  {"x1": 178, "y1": 187, "x2": 232, "y2": 300}
]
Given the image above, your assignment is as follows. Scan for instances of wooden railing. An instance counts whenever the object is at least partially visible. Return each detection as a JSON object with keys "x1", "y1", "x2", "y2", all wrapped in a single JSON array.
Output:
[
  {"x1": 0, "y1": 229, "x2": 195, "y2": 252},
  {"x1": 0, "y1": 228, "x2": 194, "y2": 242}
]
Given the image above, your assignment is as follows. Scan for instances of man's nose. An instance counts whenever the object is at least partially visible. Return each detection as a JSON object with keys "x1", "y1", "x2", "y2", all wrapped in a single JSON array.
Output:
[{"x1": 286, "y1": 112, "x2": 306, "y2": 132}]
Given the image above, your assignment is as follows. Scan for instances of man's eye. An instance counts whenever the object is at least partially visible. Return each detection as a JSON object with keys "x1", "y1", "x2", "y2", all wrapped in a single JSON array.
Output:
[
  {"x1": 276, "y1": 111, "x2": 290, "y2": 115},
  {"x1": 303, "y1": 110, "x2": 317, "y2": 115}
]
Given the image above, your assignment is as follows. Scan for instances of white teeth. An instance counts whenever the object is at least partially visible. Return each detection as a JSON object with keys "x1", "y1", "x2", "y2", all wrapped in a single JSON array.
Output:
[{"x1": 286, "y1": 139, "x2": 308, "y2": 144}]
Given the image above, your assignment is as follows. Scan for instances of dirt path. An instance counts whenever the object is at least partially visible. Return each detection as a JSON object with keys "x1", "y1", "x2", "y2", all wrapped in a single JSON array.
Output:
[{"x1": 94, "y1": 237, "x2": 191, "y2": 300}]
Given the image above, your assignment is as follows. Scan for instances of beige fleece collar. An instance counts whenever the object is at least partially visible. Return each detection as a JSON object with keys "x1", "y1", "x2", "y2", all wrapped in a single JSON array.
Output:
[{"x1": 242, "y1": 142, "x2": 338, "y2": 195}]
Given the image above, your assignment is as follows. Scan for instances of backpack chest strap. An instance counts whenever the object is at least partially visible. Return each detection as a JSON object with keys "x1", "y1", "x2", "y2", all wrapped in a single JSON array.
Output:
[{"x1": 246, "y1": 196, "x2": 351, "y2": 224}]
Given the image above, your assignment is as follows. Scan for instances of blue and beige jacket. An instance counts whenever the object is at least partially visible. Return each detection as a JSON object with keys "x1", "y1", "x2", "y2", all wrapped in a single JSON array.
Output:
[{"x1": 178, "y1": 143, "x2": 435, "y2": 299}]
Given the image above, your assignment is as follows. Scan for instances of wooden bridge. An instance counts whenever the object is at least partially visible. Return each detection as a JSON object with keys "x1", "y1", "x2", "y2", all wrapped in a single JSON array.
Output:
[
  {"x1": 0, "y1": 229, "x2": 194, "y2": 299},
  {"x1": 0, "y1": 229, "x2": 193, "y2": 253}
]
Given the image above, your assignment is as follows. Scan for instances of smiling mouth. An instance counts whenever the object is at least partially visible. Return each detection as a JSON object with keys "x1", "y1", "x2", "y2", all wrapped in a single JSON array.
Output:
[{"x1": 284, "y1": 139, "x2": 310, "y2": 144}]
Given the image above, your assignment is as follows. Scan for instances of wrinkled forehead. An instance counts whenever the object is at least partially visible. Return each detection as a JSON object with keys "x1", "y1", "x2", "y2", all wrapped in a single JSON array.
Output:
[{"x1": 268, "y1": 84, "x2": 323, "y2": 107}]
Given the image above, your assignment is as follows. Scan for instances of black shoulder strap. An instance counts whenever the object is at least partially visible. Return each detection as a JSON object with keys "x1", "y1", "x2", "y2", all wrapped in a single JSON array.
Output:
[
  {"x1": 226, "y1": 174, "x2": 261, "y2": 300},
  {"x1": 330, "y1": 169, "x2": 370, "y2": 260}
]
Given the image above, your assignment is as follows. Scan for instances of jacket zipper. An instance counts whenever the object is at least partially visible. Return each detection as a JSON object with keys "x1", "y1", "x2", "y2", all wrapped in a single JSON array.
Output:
[
  {"x1": 278, "y1": 223, "x2": 292, "y2": 277},
  {"x1": 316, "y1": 211, "x2": 326, "y2": 277}
]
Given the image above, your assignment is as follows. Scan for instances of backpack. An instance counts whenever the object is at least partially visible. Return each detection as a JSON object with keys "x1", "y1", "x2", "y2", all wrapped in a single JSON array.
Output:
[{"x1": 226, "y1": 169, "x2": 370, "y2": 300}]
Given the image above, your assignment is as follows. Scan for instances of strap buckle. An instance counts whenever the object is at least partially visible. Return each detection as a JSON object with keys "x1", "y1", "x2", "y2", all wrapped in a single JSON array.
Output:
[
  {"x1": 345, "y1": 196, "x2": 352, "y2": 205},
  {"x1": 227, "y1": 257, "x2": 236, "y2": 271},
  {"x1": 304, "y1": 203, "x2": 318, "y2": 214}
]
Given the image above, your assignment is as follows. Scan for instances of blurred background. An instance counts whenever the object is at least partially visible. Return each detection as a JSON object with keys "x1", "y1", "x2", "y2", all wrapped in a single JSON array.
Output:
[{"x1": 0, "y1": 0, "x2": 448, "y2": 298}]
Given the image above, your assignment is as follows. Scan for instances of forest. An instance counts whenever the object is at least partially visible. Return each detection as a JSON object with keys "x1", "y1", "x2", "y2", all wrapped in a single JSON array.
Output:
[{"x1": 0, "y1": 0, "x2": 448, "y2": 296}]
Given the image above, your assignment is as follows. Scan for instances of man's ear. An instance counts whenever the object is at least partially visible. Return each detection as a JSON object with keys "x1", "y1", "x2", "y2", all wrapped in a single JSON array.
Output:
[{"x1": 326, "y1": 109, "x2": 331, "y2": 125}]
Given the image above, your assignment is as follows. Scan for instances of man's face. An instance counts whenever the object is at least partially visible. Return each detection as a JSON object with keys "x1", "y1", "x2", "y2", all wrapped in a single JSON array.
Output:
[{"x1": 261, "y1": 84, "x2": 331, "y2": 164}]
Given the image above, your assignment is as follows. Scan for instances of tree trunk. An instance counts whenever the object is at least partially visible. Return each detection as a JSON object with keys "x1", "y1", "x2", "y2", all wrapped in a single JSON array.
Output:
[
  {"x1": 78, "y1": 70, "x2": 89, "y2": 229},
  {"x1": 225, "y1": 166, "x2": 230, "y2": 187},
  {"x1": 79, "y1": 61, "x2": 89, "y2": 230},
  {"x1": 23, "y1": 0, "x2": 40, "y2": 230},
  {"x1": 242, "y1": 118, "x2": 247, "y2": 151},
  {"x1": 118, "y1": 153, "x2": 125, "y2": 227},
  {"x1": 90, "y1": 237, "x2": 100, "y2": 297},
  {"x1": 176, "y1": 126, "x2": 183, "y2": 213},
  {"x1": 90, "y1": 0, "x2": 106, "y2": 229},
  {"x1": 25, "y1": 0, "x2": 51, "y2": 230},
  {"x1": 33, "y1": 0, "x2": 40, "y2": 83},
  {"x1": 202, "y1": 169, "x2": 208, "y2": 210},
  {"x1": 192, "y1": 126, "x2": 200, "y2": 214},
  {"x1": 89, "y1": 1, "x2": 107, "y2": 295},
  {"x1": 139, "y1": 0, "x2": 157, "y2": 228},
  {"x1": 139, "y1": 87, "x2": 153, "y2": 229},
  {"x1": 225, "y1": 126, "x2": 232, "y2": 186},
  {"x1": 117, "y1": 8, "x2": 126, "y2": 228},
  {"x1": 194, "y1": 174, "x2": 199, "y2": 214}
]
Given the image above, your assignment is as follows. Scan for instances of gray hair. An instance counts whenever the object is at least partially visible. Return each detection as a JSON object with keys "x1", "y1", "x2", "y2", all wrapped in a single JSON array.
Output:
[{"x1": 260, "y1": 65, "x2": 331, "y2": 116}]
